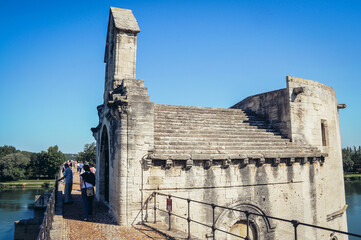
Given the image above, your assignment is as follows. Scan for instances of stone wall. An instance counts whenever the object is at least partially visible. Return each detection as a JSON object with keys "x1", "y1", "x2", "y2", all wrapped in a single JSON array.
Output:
[
  {"x1": 14, "y1": 218, "x2": 42, "y2": 240},
  {"x1": 286, "y1": 76, "x2": 347, "y2": 233},
  {"x1": 231, "y1": 88, "x2": 292, "y2": 138},
  {"x1": 140, "y1": 160, "x2": 331, "y2": 239}
]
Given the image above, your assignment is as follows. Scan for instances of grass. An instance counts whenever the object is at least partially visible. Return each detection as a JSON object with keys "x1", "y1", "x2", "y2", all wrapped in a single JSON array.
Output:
[
  {"x1": 344, "y1": 173, "x2": 361, "y2": 178},
  {"x1": 344, "y1": 173, "x2": 361, "y2": 181},
  {"x1": 0, "y1": 179, "x2": 56, "y2": 189}
]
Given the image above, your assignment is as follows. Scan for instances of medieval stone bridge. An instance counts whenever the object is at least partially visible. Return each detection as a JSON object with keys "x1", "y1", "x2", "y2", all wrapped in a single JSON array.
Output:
[
  {"x1": 49, "y1": 171, "x2": 172, "y2": 240},
  {"x1": 37, "y1": 6, "x2": 350, "y2": 240}
]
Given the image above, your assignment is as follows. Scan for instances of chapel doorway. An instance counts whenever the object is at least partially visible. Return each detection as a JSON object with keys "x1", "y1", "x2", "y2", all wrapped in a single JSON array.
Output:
[{"x1": 100, "y1": 126, "x2": 110, "y2": 202}]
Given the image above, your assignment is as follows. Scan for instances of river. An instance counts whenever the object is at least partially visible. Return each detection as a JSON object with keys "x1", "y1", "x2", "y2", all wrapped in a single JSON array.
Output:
[
  {"x1": 0, "y1": 183, "x2": 360, "y2": 240},
  {"x1": 345, "y1": 181, "x2": 361, "y2": 240},
  {"x1": 0, "y1": 188, "x2": 47, "y2": 240}
]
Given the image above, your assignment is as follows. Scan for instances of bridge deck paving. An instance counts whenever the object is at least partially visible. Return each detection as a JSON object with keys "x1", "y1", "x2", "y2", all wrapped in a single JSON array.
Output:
[{"x1": 61, "y1": 170, "x2": 168, "y2": 240}]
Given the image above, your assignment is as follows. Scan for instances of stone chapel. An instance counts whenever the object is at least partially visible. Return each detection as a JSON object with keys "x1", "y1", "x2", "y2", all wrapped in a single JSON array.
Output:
[{"x1": 92, "y1": 7, "x2": 348, "y2": 240}]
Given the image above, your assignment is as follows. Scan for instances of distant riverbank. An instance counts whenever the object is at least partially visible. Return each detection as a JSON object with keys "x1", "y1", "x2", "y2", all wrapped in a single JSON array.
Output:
[
  {"x1": 0, "y1": 179, "x2": 55, "y2": 189},
  {"x1": 344, "y1": 173, "x2": 361, "y2": 182}
]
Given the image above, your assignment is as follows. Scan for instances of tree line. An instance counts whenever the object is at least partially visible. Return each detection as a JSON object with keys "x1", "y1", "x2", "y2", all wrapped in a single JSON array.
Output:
[
  {"x1": 0, "y1": 143, "x2": 96, "y2": 182},
  {"x1": 0, "y1": 145, "x2": 66, "y2": 181},
  {"x1": 343, "y1": 146, "x2": 361, "y2": 173}
]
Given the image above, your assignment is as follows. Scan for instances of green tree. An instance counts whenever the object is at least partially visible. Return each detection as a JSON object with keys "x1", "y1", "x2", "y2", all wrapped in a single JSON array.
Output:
[
  {"x1": 29, "y1": 146, "x2": 66, "y2": 178},
  {"x1": 0, "y1": 145, "x2": 19, "y2": 158},
  {"x1": 0, "y1": 153, "x2": 30, "y2": 181},
  {"x1": 352, "y1": 146, "x2": 361, "y2": 172},
  {"x1": 342, "y1": 148, "x2": 354, "y2": 172},
  {"x1": 76, "y1": 143, "x2": 96, "y2": 164}
]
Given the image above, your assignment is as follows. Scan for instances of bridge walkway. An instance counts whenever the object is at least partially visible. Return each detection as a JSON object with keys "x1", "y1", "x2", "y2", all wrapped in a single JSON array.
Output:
[{"x1": 61, "y1": 170, "x2": 168, "y2": 240}]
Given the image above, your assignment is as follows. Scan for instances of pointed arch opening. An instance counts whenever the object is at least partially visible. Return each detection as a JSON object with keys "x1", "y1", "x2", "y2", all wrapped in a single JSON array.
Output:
[{"x1": 100, "y1": 125, "x2": 110, "y2": 202}]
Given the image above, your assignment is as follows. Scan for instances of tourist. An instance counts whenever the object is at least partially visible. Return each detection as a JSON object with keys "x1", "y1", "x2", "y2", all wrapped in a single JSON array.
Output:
[
  {"x1": 80, "y1": 165, "x2": 96, "y2": 221},
  {"x1": 58, "y1": 163, "x2": 73, "y2": 204},
  {"x1": 79, "y1": 161, "x2": 83, "y2": 173},
  {"x1": 90, "y1": 164, "x2": 96, "y2": 174}
]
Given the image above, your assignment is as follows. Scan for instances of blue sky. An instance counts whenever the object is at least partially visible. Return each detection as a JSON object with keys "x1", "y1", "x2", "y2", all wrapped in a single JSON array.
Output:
[{"x1": 0, "y1": 0, "x2": 360, "y2": 153}]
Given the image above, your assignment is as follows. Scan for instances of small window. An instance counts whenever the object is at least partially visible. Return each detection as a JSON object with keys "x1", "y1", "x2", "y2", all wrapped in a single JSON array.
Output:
[{"x1": 321, "y1": 120, "x2": 328, "y2": 146}]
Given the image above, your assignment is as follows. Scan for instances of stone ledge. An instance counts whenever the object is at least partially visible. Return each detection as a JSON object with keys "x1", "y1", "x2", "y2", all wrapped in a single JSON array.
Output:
[
  {"x1": 146, "y1": 153, "x2": 327, "y2": 170},
  {"x1": 49, "y1": 183, "x2": 64, "y2": 240},
  {"x1": 143, "y1": 222, "x2": 201, "y2": 240}
]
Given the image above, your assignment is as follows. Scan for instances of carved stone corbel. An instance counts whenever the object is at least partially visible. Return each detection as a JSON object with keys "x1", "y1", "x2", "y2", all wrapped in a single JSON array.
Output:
[
  {"x1": 287, "y1": 157, "x2": 295, "y2": 166},
  {"x1": 300, "y1": 157, "x2": 307, "y2": 165},
  {"x1": 165, "y1": 159, "x2": 173, "y2": 169},
  {"x1": 272, "y1": 157, "x2": 280, "y2": 166},
  {"x1": 309, "y1": 156, "x2": 316, "y2": 164},
  {"x1": 257, "y1": 157, "x2": 265, "y2": 167},
  {"x1": 204, "y1": 160, "x2": 212, "y2": 169},
  {"x1": 240, "y1": 157, "x2": 249, "y2": 167},
  {"x1": 143, "y1": 158, "x2": 152, "y2": 170},
  {"x1": 222, "y1": 158, "x2": 231, "y2": 169},
  {"x1": 185, "y1": 159, "x2": 193, "y2": 170}
]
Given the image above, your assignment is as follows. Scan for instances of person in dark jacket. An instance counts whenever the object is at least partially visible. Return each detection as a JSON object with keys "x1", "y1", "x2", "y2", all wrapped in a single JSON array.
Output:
[{"x1": 80, "y1": 165, "x2": 96, "y2": 220}]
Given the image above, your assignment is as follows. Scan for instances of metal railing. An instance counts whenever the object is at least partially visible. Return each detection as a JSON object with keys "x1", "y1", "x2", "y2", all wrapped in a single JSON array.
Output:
[
  {"x1": 142, "y1": 191, "x2": 361, "y2": 240},
  {"x1": 36, "y1": 170, "x2": 61, "y2": 240}
]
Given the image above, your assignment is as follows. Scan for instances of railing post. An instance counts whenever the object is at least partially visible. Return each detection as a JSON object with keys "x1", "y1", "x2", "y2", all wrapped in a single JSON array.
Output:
[
  {"x1": 212, "y1": 204, "x2": 216, "y2": 240},
  {"x1": 168, "y1": 195, "x2": 172, "y2": 231},
  {"x1": 187, "y1": 198, "x2": 191, "y2": 240},
  {"x1": 291, "y1": 220, "x2": 300, "y2": 240},
  {"x1": 55, "y1": 177, "x2": 58, "y2": 206},
  {"x1": 153, "y1": 192, "x2": 157, "y2": 224},
  {"x1": 244, "y1": 210, "x2": 251, "y2": 240}
]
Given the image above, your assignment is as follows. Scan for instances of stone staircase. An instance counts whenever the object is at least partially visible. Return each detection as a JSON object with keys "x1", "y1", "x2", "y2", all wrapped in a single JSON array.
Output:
[{"x1": 150, "y1": 104, "x2": 325, "y2": 166}]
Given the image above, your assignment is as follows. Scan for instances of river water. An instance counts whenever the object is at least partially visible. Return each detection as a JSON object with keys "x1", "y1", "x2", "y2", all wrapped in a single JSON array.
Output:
[
  {"x1": 345, "y1": 181, "x2": 361, "y2": 240},
  {"x1": 0, "y1": 184, "x2": 360, "y2": 240},
  {"x1": 0, "y1": 188, "x2": 47, "y2": 240}
]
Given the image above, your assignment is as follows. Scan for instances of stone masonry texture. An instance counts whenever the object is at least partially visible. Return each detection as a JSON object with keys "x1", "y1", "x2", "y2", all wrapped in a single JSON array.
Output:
[{"x1": 91, "y1": 7, "x2": 348, "y2": 240}]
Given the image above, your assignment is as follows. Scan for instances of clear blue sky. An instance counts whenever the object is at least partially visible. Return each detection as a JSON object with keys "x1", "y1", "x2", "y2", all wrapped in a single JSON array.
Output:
[{"x1": 0, "y1": 0, "x2": 360, "y2": 153}]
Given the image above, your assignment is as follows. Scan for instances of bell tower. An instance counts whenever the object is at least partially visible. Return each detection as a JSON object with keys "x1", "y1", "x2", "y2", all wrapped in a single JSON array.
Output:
[{"x1": 104, "y1": 7, "x2": 140, "y2": 102}]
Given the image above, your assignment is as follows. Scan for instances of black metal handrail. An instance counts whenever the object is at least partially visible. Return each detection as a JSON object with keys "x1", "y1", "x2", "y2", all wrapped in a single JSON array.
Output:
[
  {"x1": 36, "y1": 169, "x2": 61, "y2": 240},
  {"x1": 143, "y1": 191, "x2": 361, "y2": 240}
]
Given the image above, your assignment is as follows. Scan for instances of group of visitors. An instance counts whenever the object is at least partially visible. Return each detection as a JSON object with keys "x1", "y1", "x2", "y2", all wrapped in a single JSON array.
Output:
[
  {"x1": 76, "y1": 161, "x2": 83, "y2": 173},
  {"x1": 58, "y1": 160, "x2": 96, "y2": 221}
]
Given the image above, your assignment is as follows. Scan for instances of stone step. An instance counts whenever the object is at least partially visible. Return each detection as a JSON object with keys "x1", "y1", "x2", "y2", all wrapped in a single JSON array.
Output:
[
  {"x1": 122, "y1": 85, "x2": 149, "y2": 96},
  {"x1": 153, "y1": 149, "x2": 319, "y2": 156},
  {"x1": 155, "y1": 112, "x2": 249, "y2": 116},
  {"x1": 154, "y1": 128, "x2": 280, "y2": 134},
  {"x1": 127, "y1": 94, "x2": 150, "y2": 102},
  {"x1": 154, "y1": 136, "x2": 290, "y2": 142},
  {"x1": 154, "y1": 125, "x2": 270, "y2": 132},
  {"x1": 155, "y1": 117, "x2": 253, "y2": 124},
  {"x1": 155, "y1": 130, "x2": 283, "y2": 137},
  {"x1": 143, "y1": 222, "x2": 201, "y2": 240},
  {"x1": 122, "y1": 78, "x2": 145, "y2": 87},
  {"x1": 154, "y1": 120, "x2": 268, "y2": 127},
  {"x1": 154, "y1": 141, "x2": 292, "y2": 147},
  {"x1": 154, "y1": 111, "x2": 250, "y2": 119},
  {"x1": 154, "y1": 144, "x2": 313, "y2": 151},
  {"x1": 155, "y1": 104, "x2": 246, "y2": 113}
]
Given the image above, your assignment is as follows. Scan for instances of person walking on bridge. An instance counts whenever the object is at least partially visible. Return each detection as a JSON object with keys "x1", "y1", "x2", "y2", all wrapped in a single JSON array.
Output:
[
  {"x1": 58, "y1": 163, "x2": 73, "y2": 204},
  {"x1": 80, "y1": 165, "x2": 96, "y2": 221}
]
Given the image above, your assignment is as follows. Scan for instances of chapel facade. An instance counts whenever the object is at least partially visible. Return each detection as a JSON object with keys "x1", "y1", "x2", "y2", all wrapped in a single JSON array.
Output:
[{"x1": 92, "y1": 7, "x2": 348, "y2": 240}]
